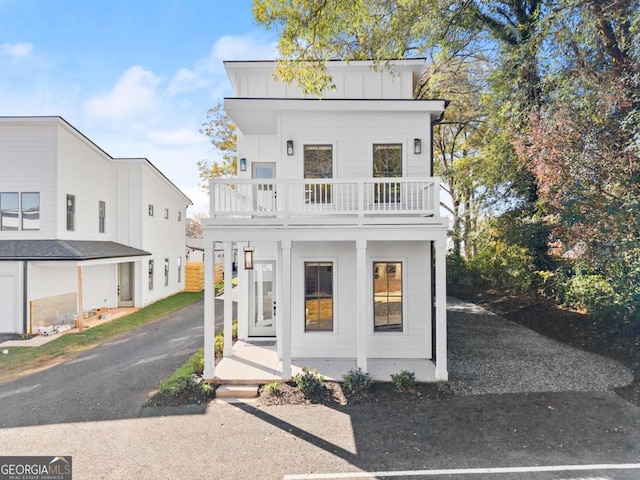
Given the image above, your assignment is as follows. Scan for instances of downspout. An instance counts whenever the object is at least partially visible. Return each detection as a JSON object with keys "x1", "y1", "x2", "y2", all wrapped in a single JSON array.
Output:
[
  {"x1": 23, "y1": 261, "x2": 28, "y2": 335},
  {"x1": 430, "y1": 105, "x2": 448, "y2": 362}
]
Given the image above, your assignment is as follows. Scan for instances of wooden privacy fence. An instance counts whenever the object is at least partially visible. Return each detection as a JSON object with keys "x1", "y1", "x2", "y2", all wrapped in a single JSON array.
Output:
[{"x1": 184, "y1": 262, "x2": 223, "y2": 292}]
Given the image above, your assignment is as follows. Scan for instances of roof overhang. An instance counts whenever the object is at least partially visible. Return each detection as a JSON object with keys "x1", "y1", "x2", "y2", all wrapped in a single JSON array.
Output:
[
  {"x1": 0, "y1": 240, "x2": 151, "y2": 262},
  {"x1": 224, "y1": 98, "x2": 448, "y2": 135}
]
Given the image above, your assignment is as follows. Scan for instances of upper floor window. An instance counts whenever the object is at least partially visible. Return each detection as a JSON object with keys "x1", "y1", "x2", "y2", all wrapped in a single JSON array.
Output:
[
  {"x1": 304, "y1": 145, "x2": 333, "y2": 204},
  {"x1": 148, "y1": 204, "x2": 154, "y2": 216},
  {"x1": 164, "y1": 208, "x2": 169, "y2": 220},
  {"x1": 178, "y1": 211, "x2": 182, "y2": 222},
  {"x1": 373, "y1": 144, "x2": 402, "y2": 203},
  {"x1": 21, "y1": 193, "x2": 40, "y2": 230},
  {"x1": 0, "y1": 192, "x2": 40, "y2": 231},
  {"x1": 0, "y1": 192, "x2": 19, "y2": 230},
  {"x1": 98, "y1": 201, "x2": 106, "y2": 233},
  {"x1": 66, "y1": 194, "x2": 75, "y2": 231},
  {"x1": 373, "y1": 261, "x2": 403, "y2": 332}
]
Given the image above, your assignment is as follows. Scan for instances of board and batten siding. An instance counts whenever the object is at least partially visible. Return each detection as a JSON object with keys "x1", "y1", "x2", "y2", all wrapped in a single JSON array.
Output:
[
  {"x1": 57, "y1": 124, "x2": 115, "y2": 240},
  {"x1": 0, "y1": 122, "x2": 58, "y2": 238},
  {"x1": 289, "y1": 240, "x2": 432, "y2": 360}
]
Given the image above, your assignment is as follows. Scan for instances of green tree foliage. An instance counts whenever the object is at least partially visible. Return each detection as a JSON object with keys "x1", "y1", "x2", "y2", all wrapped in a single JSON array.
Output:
[{"x1": 198, "y1": 104, "x2": 237, "y2": 189}]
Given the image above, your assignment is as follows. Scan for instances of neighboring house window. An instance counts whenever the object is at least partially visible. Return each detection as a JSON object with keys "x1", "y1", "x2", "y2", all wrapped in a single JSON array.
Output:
[
  {"x1": 304, "y1": 262, "x2": 333, "y2": 331},
  {"x1": 178, "y1": 211, "x2": 182, "y2": 222},
  {"x1": 373, "y1": 144, "x2": 402, "y2": 203},
  {"x1": 148, "y1": 260, "x2": 154, "y2": 290},
  {"x1": 66, "y1": 194, "x2": 75, "y2": 231},
  {"x1": 0, "y1": 192, "x2": 40, "y2": 231},
  {"x1": 164, "y1": 258, "x2": 169, "y2": 286},
  {"x1": 148, "y1": 204, "x2": 154, "y2": 216},
  {"x1": 304, "y1": 145, "x2": 332, "y2": 204},
  {"x1": 21, "y1": 192, "x2": 40, "y2": 230},
  {"x1": 98, "y1": 201, "x2": 106, "y2": 233},
  {"x1": 373, "y1": 262, "x2": 403, "y2": 332},
  {"x1": 177, "y1": 257, "x2": 182, "y2": 283},
  {"x1": 164, "y1": 208, "x2": 169, "y2": 219},
  {"x1": 0, "y1": 192, "x2": 19, "y2": 230}
]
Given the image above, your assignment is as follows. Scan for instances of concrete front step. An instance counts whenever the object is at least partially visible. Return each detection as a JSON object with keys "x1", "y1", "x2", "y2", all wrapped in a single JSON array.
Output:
[{"x1": 216, "y1": 384, "x2": 259, "y2": 398}]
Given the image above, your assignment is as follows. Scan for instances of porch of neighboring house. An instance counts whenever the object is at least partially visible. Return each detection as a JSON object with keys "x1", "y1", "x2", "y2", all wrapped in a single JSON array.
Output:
[{"x1": 214, "y1": 340, "x2": 437, "y2": 385}]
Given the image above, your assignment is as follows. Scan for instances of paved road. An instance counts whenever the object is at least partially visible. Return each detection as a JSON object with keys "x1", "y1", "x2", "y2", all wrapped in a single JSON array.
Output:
[{"x1": 0, "y1": 299, "x2": 232, "y2": 428}]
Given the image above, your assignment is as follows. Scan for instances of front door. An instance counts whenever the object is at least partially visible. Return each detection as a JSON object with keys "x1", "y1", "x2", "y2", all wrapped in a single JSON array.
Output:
[
  {"x1": 252, "y1": 162, "x2": 276, "y2": 213},
  {"x1": 118, "y1": 263, "x2": 134, "y2": 307},
  {"x1": 249, "y1": 261, "x2": 276, "y2": 337}
]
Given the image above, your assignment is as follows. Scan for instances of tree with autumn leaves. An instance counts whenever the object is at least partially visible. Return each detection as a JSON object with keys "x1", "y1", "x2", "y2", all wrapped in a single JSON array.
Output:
[{"x1": 200, "y1": 0, "x2": 640, "y2": 324}]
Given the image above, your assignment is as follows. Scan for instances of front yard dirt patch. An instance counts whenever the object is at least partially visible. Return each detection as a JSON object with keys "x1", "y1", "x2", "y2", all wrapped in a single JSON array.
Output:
[{"x1": 449, "y1": 285, "x2": 640, "y2": 406}]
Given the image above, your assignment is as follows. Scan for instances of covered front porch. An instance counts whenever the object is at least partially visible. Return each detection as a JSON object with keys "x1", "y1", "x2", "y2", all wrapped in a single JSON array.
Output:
[{"x1": 213, "y1": 340, "x2": 437, "y2": 384}]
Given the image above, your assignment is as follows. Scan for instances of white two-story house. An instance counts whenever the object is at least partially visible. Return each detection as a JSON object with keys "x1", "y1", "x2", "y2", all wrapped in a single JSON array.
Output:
[
  {"x1": 0, "y1": 117, "x2": 191, "y2": 336},
  {"x1": 202, "y1": 59, "x2": 449, "y2": 382}
]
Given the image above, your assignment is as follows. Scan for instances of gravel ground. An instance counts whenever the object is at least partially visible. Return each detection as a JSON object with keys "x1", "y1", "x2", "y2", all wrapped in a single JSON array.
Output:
[{"x1": 447, "y1": 296, "x2": 634, "y2": 395}]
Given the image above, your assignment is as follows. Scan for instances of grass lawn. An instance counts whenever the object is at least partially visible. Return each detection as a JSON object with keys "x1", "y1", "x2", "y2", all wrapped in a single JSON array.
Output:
[{"x1": 0, "y1": 291, "x2": 204, "y2": 382}]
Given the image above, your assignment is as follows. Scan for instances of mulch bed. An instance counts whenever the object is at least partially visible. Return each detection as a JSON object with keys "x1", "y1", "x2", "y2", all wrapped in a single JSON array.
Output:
[{"x1": 257, "y1": 381, "x2": 453, "y2": 407}]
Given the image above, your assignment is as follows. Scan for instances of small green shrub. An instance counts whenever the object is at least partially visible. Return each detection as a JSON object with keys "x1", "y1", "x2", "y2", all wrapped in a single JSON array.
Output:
[
  {"x1": 342, "y1": 368, "x2": 372, "y2": 394},
  {"x1": 391, "y1": 370, "x2": 416, "y2": 391},
  {"x1": 214, "y1": 320, "x2": 238, "y2": 357},
  {"x1": 293, "y1": 367, "x2": 325, "y2": 396},
  {"x1": 265, "y1": 381, "x2": 282, "y2": 397}
]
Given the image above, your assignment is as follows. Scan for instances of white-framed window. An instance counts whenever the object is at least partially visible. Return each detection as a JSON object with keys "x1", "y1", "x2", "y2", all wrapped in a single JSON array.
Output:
[
  {"x1": 98, "y1": 200, "x2": 106, "y2": 233},
  {"x1": 148, "y1": 204, "x2": 154, "y2": 216},
  {"x1": 304, "y1": 261, "x2": 334, "y2": 332},
  {"x1": 177, "y1": 257, "x2": 182, "y2": 283},
  {"x1": 178, "y1": 211, "x2": 182, "y2": 222},
  {"x1": 164, "y1": 208, "x2": 169, "y2": 219},
  {"x1": 373, "y1": 261, "x2": 403, "y2": 332},
  {"x1": 66, "y1": 194, "x2": 75, "y2": 231},
  {"x1": 304, "y1": 144, "x2": 333, "y2": 204},
  {"x1": 148, "y1": 260, "x2": 154, "y2": 291},
  {"x1": 0, "y1": 192, "x2": 40, "y2": 231},
  {"x1": 164, "y1": 258, "x2": 169, "y2": 286}
]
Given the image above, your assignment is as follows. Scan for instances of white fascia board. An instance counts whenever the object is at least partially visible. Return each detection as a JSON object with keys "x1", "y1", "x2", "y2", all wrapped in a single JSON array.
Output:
[{"x1": 225, "y1": 98, "x2": 447, "y2": 135}]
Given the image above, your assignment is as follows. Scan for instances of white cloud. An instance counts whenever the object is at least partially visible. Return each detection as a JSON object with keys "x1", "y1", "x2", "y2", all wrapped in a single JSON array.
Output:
[
  {"x1": 148, "y1": 128, "x2": 204, "y2": 147},
  {"x1": 0, "y1": 42, "x2": 33, "y2": 57},
  {"x1": 167, "y1": 31, "x2": 277, "y2": 95},
  {"x1": 83, "y1": 66, "x2": 162, "y2": 121}
]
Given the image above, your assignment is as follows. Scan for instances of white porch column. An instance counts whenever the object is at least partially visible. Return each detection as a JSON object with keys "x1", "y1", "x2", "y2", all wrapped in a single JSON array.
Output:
[
  {"x1": 223, "y1": 241, "x2": 233, "y2": 357},
  {"x1": 281, "y1": 240, "x2": 292, "y2": 379},
  {"x1": 203, "y1": 241, "x2": 216, "y2": 380},
  {"x1": 237, "y1": 242, "x2": 249, "y2": 340},
  {"x1": 434, "y1": 236, "x2": 448, "y2": 380},
  {"x1": 356, "y1": 239, "x2": 368, "y2": 372}
]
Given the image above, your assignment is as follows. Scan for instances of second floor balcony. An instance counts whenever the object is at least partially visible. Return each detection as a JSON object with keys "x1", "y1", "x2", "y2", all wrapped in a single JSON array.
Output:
[{"x1": 210, "y1": 177, "x2": 441, "y2": 221}]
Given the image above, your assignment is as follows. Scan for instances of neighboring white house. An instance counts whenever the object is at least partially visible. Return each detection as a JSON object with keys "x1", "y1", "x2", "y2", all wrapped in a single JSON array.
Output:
[
  {"x1": 0, "y1": 116, "x2": 192, "y2": 335},
  {"x1": 202, "y1": 59, "x2": 449, "y2": 382}
]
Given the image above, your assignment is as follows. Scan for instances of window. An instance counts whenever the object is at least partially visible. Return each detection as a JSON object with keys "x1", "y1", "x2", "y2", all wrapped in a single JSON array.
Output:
[
  {"x1": 148, "y1": 204, "x2": 154, "y2": 216},
  {"x1": 66, "y1": 194, "x2": 75, "y2": 231},
  {"x1": 177, "y1": 257, "x2": 182, "y2": 283},
  {"x1": 164, "y1": 258, "x2": 169, "y2": 286},
  {"x1": 0, "y1": 192, "x2": 19, "y2": 230},
  {"x1": 98, "y1": 201, "x2": 106, "y2": 233},
  {"x1": 373, "y1": 144, "x2": 402, "y2": 203},
  {"x1": 304, "y1": 262, "x2": 333, "y2": 331},
  {"x1": 148, "y1": 260, "x2": 154, "y2": 290},
  {"x1": 373, "y1": 262, "x2": 403, "y2": 331},
  {"x1": 178, "y1": 211, "x2": 182, "y2": 222},
  {"x1": 164, "y1": 208, "x2": 169, "y2": 219},
  {"x1": 1, "y1": 192, "x2": 40, "y2": 231},
  {"x1": 304, "y1": 145, "x2": 332, "y2": 204}
]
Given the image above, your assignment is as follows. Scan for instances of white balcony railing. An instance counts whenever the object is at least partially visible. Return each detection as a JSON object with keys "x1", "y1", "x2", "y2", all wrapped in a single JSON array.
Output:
[{"x1": 210, "y1": 177, "x2": 441, "y2": 219}]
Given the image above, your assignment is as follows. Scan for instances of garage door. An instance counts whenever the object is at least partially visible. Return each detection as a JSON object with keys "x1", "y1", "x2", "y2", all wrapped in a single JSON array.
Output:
[{"x1": 0, "y1": 275, "x2": 18, "y2": 333}]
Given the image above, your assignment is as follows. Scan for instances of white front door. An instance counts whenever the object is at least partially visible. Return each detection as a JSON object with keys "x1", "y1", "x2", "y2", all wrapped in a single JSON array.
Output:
[
  {"x1": 118, "y1": 263, "x2": 134, "y2": 307},
  {"x1": 249, "y1": 261, "x2": 276, "y2": 337}
]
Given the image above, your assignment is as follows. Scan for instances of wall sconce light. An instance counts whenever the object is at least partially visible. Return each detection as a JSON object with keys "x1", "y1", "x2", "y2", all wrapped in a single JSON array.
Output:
[
  {"x1": 286, "y1": 140, "x2": 294, "y2": 156},
  {"x1": 243, "y1": 244, "x2": 255, "y2": 270},
  {"x1": 414, "y1": 138, "x2": 422, "y2": 155},
  {"x1": 239, "y1": 158, "x2": 247, "y2": 172}
]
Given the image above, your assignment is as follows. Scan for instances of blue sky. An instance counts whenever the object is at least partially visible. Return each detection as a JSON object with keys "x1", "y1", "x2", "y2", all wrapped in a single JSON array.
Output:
[{"x1": 0, "y1": 0, "x2": 277, "y2": 216}]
